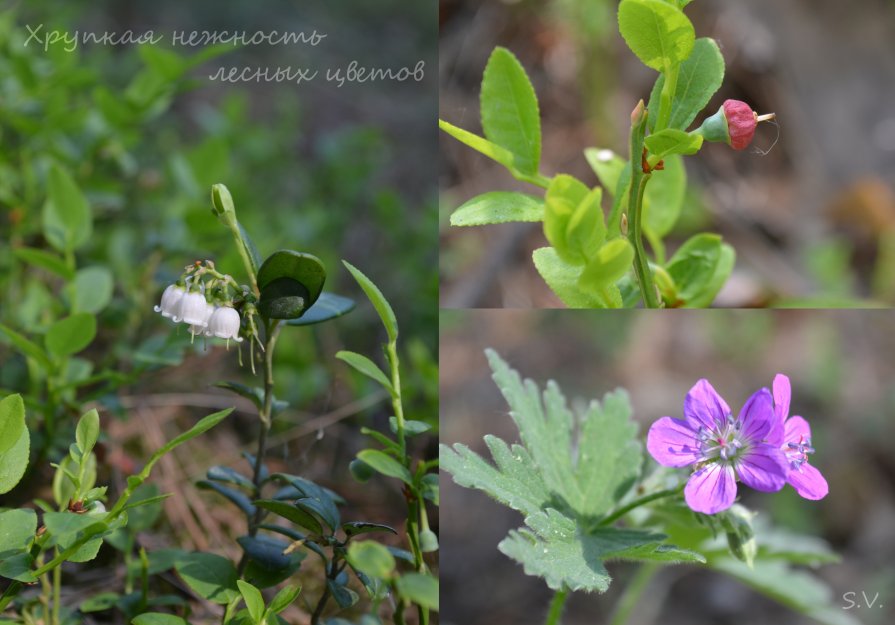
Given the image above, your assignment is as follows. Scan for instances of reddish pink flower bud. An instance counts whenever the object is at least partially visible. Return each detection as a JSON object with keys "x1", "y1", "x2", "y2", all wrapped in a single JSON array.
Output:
[
  {"x1": 723, "y1": 100, "x2": 758, "y2": 151},
  {"x1": 695, "y1": 99, "x2": 774, "y2": 151}
]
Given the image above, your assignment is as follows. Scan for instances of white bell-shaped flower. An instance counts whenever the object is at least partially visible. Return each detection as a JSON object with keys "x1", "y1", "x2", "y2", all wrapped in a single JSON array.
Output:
[
  {"x1": 153, "y1": 284, "x2": 185, "y2": 319},
  {"x1": 173, "y1": 291, "x2": 211, "y2": 326},
  {"x1": 206, "y1": 306, "x2": 243, "y2": 344}
]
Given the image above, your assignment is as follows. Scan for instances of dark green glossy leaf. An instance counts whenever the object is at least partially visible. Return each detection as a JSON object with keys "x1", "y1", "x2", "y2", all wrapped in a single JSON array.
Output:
[
  {"x1": 342, "y1": 522, "x2": 398, "y2": 538},
  {"x1": 255, "y1": 499, "x2": 323, "y2": 536},
  {"x1": 286, "y1": 292, "x2": 355, "y2": 326},
  {"x1": 197, "y1": 480, "x2": 255, "y2": 517}
]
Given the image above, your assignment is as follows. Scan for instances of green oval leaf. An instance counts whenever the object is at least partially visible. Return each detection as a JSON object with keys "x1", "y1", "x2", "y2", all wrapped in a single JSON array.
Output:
[
  {"x1": 644, "y1": 129, "x2": 703, "y2": 160},
  {"x1": 0, "y1": 394, "x2": 26, "y2": 456},
  {"x1": 450, "y1": 191, "x2": 544, "y2": 226},
  {"x1": 480, "y1": 47, "x2": 541, "y2": 176},
  {"x1": 347, "y1": 540, "x2": 396, "y2": 580},
  {"x1": 342, "y1": 261, "x2": 398, "y2": 343},
  {"x1": 0, "y1": 324, "x2": 51, "y2": 368},
  {"x1": 45, "y1": 313, "x2": 97, "y2": 359},
  {"x1": 43, "y1": 164, "x2": 93, "y2": 253},
  {"x1": 336, "y1": 351, "x2": 393, "y2": 394},
  {"x1": 356, "y1": 450, "x2": 412, "y2": 485},
  {"x1": 174, "y1": 552, "x2": 239, "y2": 604},
  {"x1": 285, "y1": 292, "x2": 355, "y2": 327},
  {"x1": 665, "y1": 233, "x2": 727, "y2": 306},
  {"x1": 254, "y1": 499, "x2": 323, "y2": 536},
  {"x1": 75, "y1": 409, "x2": 100, "y2": 457},
  {"x1": 257, "y1": 250, "x2": 326, "y2": 319},
  {"x1": 438, "y1": 119, "x2": 517, "y2": 172},
  {"x1": 532, "y1": 247, "x2": 620, "y2": 308},
  {"x1": 648, "y1": 37, "x2": 725, "y2": 132},
  {"x1": 132, "y1": 613, "x2": 190, "y2": 625},
  {"x1": 618, "y1": 0, "x2": 695, "y2": 72},
  {"x1": 395, "y1": 573, "x2": 439, "y2": 611},
  {"x1": 13, "y1": 247, "x2": 75, "y2": 280},
  {"x1": 0, "y1": 508, "x2": 37, "y2": 552},
  {"x1": 71, "y1": 267, "x2": 114, "y2": 314},
  {"x1": 579, "y1": 238, "x2": 635, "y2": 291}
]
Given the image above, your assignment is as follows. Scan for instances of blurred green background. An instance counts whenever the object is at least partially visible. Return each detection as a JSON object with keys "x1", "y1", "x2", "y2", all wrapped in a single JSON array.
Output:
[
  {"x1": 440, "y1": 309, "x2": 895, "y2": 624},
  {"x1": 440, "y1": 0, "x2": 895, "y2": 307},
  {"x1": 0, "y1": 0, "x2": 438, "y2": 616}
]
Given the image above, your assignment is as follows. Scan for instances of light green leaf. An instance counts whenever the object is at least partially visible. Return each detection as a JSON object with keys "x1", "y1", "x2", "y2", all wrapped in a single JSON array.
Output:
[
  {"x1": 643, "y1": 153, "x2": 686, "y2": 241},
  {"x1": 45, "y1": 313, "x2": 97, "y2": 359},
  {"x1": 438, "y1": 119, "x2": 518, "y2": 172},
  {"x1": 480, "y1": 47, "x2": 541, "y2": 176},
  {"x1": 450, "y1": 191, "x2": 544, "y2": 226},
  {"x1": 347, "y1": 540, "x2": 396, "y2": 580},
  {"x1": 342, "y1": 261, "x2": 398, "y2": 343},
  {"x1": 440, "y1": 435, "x2": 548, "y2": 518},
  {"x1": 42, "y1": 512, "x2": 106, "y2": 563},
  {"x1": 175, "y1": 552, "x2": 239, "y2": 604},
  {"x1": 356, "y1": 450, "x2": 412, "y2": 485},
  {"x1": 499, "y1": 509, "x2": 704, "y2": 592},
  {"x1": 43, "y1": 164, "x2": 93, "y2": 252},
  {"x1": 138, "y1": 408, "x2": 233, "y2": 482},
  {"x1": 618, "y1": 0, "x2": 695, "y2": 72},
  {"x1": 268, "y1": 584, "x2": 302, "y2": 614},
  {"x1": 0, "y1": 324, "x2": 52, "y2": 368},
  {"x1": 336, "y1": 351, "x2": 394, "y2": 394},
  {"x1": 489, "y1": 352, "x2": 641, "y2": 518},
  {"x1": 0, "y1": 414, "x2": 29, "y2": 495},
  {"x1": 584, "y1": 149, "x2": 626, "y2": 199},
  {"x1": 13, "y1": 247, "x2": 75, "y2": 281},
  {"x1": 644, "y1": 129, "x2": 703, "y2": 159},
  {"x1": 544, "y1": 175, "x2": 605, "y2": 265},
  {"x1": 579, "y1": 238, "x2": 635, "y2": 292},
  {"x1": 395, "y1": 573, "x2": 439, "y2": 612},
  {"x1": 532, "y1": 247, "x2": 619, "y2": 308},
  {"x1": 132, "y1": 614, "x2": 190, "y2": 625},
  {"x1": 0, "y1": 508, "x2": 37, "y2": 553},
  {"x1": 0, "y1": 394, "x2": 26, "y2": 456},
  {"x1": 237, "y1": 580, "x2": 265, "y2": 624},
  {"x1": 75, "y1": 409, "x2": 100, "y2": 457},
  {"x1": 71, "y1": 266, "x2": 114, "y2": 314},
  {"x1": 665, "y1": 233, "x2": 727, "y2": 306},
  {"x1": 648, "y1": 37, "x2": 725, "y2": 132}
]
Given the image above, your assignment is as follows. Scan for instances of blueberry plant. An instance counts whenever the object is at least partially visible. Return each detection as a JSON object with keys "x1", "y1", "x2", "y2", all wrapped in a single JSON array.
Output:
[
  {"x1": 441, "y1": 351, "x2": 855, "y2": 625},
  {"x1": 440, "y1": 0, "x2": 776, "y2": 308}
]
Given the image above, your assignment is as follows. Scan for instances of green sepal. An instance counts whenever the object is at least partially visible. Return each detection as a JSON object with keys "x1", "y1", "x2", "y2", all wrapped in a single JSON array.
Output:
[{"x1": 694, "y1": 106, "x2": 730, "y2": 144}]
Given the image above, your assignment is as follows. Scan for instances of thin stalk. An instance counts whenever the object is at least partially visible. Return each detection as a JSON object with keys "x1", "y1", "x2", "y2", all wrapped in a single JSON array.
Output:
[
  {"x1": 516, "y1": 172, "x2": 552, "y2": 189},
  {"x1": 545, "y1": 588, "x2": 569, "y2": 625},
  {"x1": 598, "y1": 485, "x2": 685, "y2": 527},
  {"x1": 237, "y1": 319, "x2": 282, "y2": 579},
  {"x1": 626, "y1": 101, "x2": 659, "y2": 309},
  {"x1": 607, "y1": 564, "x2": 659, "y2": 625},
  {"x1": 310, "y1": 555, "x2": 342, "y2": 625},
  {"x1": 51, "y1": 562, "x2": 61, "y2": 625},
  {"x1": 387, "y1": 342, "x2": 406, "y2": 459}
]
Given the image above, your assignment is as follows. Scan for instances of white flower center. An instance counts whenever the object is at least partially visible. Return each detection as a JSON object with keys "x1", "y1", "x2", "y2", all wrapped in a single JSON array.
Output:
[{"x1": 697, "y1": 414, "x2": 747, "y2": 464}]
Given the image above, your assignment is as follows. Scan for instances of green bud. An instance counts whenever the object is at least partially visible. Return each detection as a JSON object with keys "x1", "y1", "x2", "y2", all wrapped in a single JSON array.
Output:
[
  {"x1": 211, "y1": 183, "x2": 237, "y2": 224},
  {"x1": 419, "y1": 528, "x2": 439, "y2": 553}
]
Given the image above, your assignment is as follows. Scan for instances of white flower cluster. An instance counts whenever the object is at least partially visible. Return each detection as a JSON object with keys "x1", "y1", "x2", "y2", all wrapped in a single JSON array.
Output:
[{"x1": 154, "y1": 284, "x2": 243, "y2": 345}]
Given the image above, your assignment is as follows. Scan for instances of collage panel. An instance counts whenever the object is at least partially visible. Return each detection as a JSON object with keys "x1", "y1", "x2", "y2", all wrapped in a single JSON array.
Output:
[
  {"x1": 440, "y1": 0, "x2": 895, "y2": 309},
  {"x1": 440, "y1": 309, "x2": 893, "y2": 625},
  {"x1": 1, "y1": 1, "x2": 438, "y2": 624}
]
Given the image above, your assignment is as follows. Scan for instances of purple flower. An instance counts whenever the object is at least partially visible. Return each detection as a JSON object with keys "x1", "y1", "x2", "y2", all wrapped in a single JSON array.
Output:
[
  {"x1": 647, "y1": 380, "x2": 788, "y2": 514},
  {"x1": 770, "y1": 374, "x2": 829, "y2": 500}
]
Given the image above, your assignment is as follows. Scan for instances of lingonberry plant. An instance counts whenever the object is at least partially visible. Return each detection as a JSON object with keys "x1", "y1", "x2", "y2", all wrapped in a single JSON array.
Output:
[
  {"x1": 150, "y1": 185, "x2": 439, "y2": 625},
  {"x1": 441, "y1": 351, "x2": 854, "y2": 625},
  {"x1": 440, "y1": 0, "x2": 776, "y2": 308}
]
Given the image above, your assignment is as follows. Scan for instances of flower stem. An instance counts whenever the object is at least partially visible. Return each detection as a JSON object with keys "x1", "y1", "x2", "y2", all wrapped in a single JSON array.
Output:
[
  {"x1": 544, "y1": 588, "x2": 569, "y2": 625},
  {"x1": 237, "y1": 318, "x2": 282, "y2": 579},
  {"x1": 607, "y1": 563, "x2": 659, "y2": 625},
  {"x1": 627, "y1": 101, "x2": 659, "y2": 309},
  {"x1": 598, "y1": 485, "x2": 685, "y2": 527}
]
